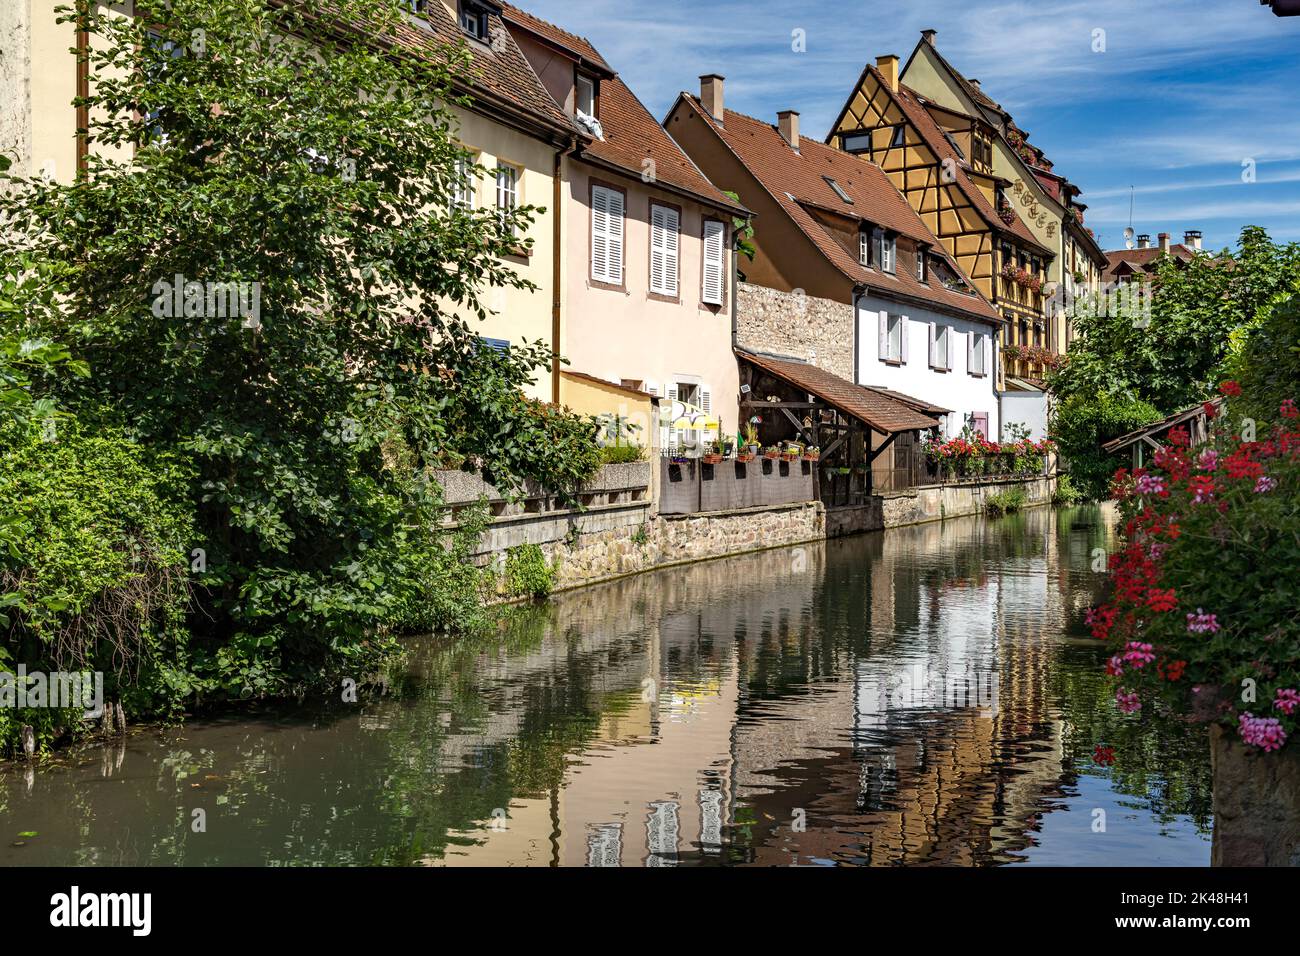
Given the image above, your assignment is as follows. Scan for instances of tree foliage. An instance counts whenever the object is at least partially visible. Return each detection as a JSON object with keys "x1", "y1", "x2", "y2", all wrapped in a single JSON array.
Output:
[{"x1": 0, "y1": 0, "x2": 598, "y2": 710}]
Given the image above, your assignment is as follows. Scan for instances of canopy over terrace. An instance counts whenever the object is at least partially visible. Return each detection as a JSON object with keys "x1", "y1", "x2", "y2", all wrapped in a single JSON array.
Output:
[
  {"x1": 1102, "y1": 397, "x2": 1224, "y2": 469},
  {"x1": 736, "y1": 348, "x2": 941, "y2": 505}
]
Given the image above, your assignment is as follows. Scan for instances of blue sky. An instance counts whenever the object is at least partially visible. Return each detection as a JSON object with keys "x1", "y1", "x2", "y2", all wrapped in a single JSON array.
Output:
[{"x1": 523, "y1": 0, "x2": 1300, "y2": 253}]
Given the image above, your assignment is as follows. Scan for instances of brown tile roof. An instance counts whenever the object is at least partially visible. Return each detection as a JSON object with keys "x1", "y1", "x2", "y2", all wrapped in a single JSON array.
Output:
[
  {"x1": 738, "y1": 349, "x2": 940, "y2": 435},
  {"x1": 861, "y1": 385, "x2": 952, "y2": 416},
  {"x1": 1104, "y1": 245, "x2": 1197, "y2": 277},
  {"x1": 582, "y1": 78, "x2": 746, "y2": 214},
  {"x1": 498, "y1": 9, "x2": 745, "y2": 215},
  {"x1": 679, "y1": 96, "x2": 1000, "y2": 324},
  {"x1": 383, "y1": 3, "x2": 578, "y2": 135},
  {"x1": 498, "y1": 2, "x2": 612, "y2": 74}
]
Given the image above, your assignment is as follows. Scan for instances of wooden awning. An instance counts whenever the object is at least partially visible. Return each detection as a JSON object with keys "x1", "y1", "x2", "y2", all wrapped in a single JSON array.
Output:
[
  {"x1": 737, "y1": 348, "x2": 939, "y2": 434},
  {"x1": 1102, "y1": 397, "x2": 1223, "y2": 453}
]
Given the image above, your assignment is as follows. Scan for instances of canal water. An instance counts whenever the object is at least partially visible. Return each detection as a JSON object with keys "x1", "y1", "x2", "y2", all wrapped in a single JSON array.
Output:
[{"x1": 0, "y1": 505, "x2": 1212, "y2": 866}]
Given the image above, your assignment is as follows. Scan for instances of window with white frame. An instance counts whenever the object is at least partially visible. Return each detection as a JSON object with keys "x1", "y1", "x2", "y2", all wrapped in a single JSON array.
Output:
[
  {"x1": 459, "y1": 1, "x2": 488, "y2": 40},
  {"x1": 859, "y1": 229, "x2": 870, "y2": 266},
  {"x1": 649, "y1": 204, "x2": 680, "y2": 296},
  {"x1": 450, "y1": 154, "x2": 475, "y2": 211},
  {"x1": 875, "y1": 228, "x2": 895, "y2": 273},
  {"x1": 591, "y1": 184, "x2": 625, "y2": 284},
  {"x1": 879, "y1": 312, "x2": 907, "y2": 363},
  {"x1": 969, "y1": 331, "x2": 987, "y2": 376},
  {"x1": 495, "y1": 162, "x2": 519, "y2": 236},
  {"x1": 575, "y1": 74, "x2": 596, "y2": 117},
  {"x1": 916, "y1": 244, "x2": 928, "y2": 282},
  {"x1": 701, "y1": 219, "x2": 725, "y2": 305},
  {"x1": 930, "y1": 322, "x2": 950, "y2": 370}
]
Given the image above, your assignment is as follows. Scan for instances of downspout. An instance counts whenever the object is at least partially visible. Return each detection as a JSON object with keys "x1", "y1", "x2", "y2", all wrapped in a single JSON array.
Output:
[
  {"x1": 551, "y1": 143, "x2": 567, "y2": 405},
  {"x1": 851, "y1": 283, "x2": 867, "y2": 384}
]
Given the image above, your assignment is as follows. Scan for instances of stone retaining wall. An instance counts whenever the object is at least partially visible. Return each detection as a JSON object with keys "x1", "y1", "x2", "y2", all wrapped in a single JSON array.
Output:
[{"x1": 826, "y1": 476, "x2": 1057, "y2": 537}]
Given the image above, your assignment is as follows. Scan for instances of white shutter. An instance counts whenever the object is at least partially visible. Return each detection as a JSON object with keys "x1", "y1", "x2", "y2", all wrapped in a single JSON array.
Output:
[
  {"x1": 878, "y1": 311, "x2": 889, "y2": 362},
  {"x1": 650, "y1": 204, "x2": 679, "y2": 296},
  {"x1": 700, "y1": 385, "x2": 711, "y2": 416},
  {"x1": 591, "y1": 186, "x2": 624, "y2": 284},
  {"x1": 928, "y1": 322, "x2": 937, "y2": 368},
  {"x1": 899, "y1": 315, "x2": 909, "y2": 364},
  {"x1": 702, "y1": 220, "x2": 725, "y2": 305}
]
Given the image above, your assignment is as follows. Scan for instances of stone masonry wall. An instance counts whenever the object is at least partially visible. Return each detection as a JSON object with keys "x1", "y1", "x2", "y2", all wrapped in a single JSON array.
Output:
[{"x1": 735, "y1": 282, "x2": 854, "y2": 381}]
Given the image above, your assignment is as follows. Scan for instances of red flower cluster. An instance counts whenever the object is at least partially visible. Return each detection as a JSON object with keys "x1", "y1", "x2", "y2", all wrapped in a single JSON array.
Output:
[{"x1": 1094, "y1": 388, "x2": 1300, "y2": 751}]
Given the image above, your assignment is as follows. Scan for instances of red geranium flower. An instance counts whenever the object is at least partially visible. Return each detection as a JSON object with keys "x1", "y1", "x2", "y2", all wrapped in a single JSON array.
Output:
[
  {"x1": 1094, "y1": 745, "x2": 1116, "y2": 766},
  {"x1": 1147, "y1": 588, "x2": 1178, "y2": 612},
  {"x1": 1218, "y1": 381, "x2": 1241, "y2": 398}
]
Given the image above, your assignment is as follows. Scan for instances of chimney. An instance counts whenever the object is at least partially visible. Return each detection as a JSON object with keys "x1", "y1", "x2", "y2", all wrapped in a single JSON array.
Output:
[
  {"x1": 1137, "y1": 233, "x2": 1151, "y2": 249},
  {"x1": 1184, "y1": 229, "x2": 1202, "y2": 250},
  {"x1": 921, "y1": 29, "x2": 937, "y2": 46},
  {"x1": 876, "y1": 54, "x2": 899, "y2": 92},
  {"x1": 778, "y1": 110, "x2": 800, "y2": 151},
  {"x1": 1158, "y1": 232, "x2": 1170, "y2": 253},
  {"x1": 700, "y1": 74, "x2": 725, "y2": 123}
]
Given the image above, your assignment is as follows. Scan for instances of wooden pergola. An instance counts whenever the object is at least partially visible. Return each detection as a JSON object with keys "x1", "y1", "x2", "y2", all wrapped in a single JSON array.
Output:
[{"x1": 736, "y1": 349, "x2": 941, "y2": 505}]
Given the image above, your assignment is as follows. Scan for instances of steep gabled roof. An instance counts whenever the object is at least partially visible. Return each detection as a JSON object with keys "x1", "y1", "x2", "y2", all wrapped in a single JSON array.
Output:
[
  {"x1": 499, "y1": 2, "x2": 613, "y2": 74},
  {"x1": 500, "y1": 9, "x2": 745, "y2": 215},
  {"x1": 677, "y1": 95, "x2": 1001, "y2": 325}
]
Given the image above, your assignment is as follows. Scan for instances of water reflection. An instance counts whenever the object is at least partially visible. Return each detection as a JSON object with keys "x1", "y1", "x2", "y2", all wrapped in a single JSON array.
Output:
[{"x1": 0, "y1": 505, "x2": 1211, "y2": 866}]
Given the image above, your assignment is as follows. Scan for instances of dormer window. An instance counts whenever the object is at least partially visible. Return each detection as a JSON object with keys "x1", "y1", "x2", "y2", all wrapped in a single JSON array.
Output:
[
  {"x1": 459, "y1": 1, "x2": 488, "y2": 41},
  {"x1": 874, "y1": 227, "x2": 895, "y2": 273},
  {"x1": 916, "y1": 244, "x2": 928, "y2": 283},
  {"x1": 575, "y1": 74, "x2": 596, "y2": 117}
]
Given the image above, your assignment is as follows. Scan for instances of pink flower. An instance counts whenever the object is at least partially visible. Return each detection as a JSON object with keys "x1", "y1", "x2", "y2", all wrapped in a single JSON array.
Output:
[
  {"x1": 1106, "y1": 654, "x2": 1125, "y2": 676},
  {"x1": 1188, "y1": 475, "x2": 1216, "y2": 504},
  {"x1": 1255, "y1": 475, "x2": 1278, "y2": 494},
  {"x1": 1135, "y1": 474, "x2": 1166, "y2": 496},
  {"x1": 1196, "y1": 449, "x2": 1219, "y2": 471},
  {"x1": 1122, "y1": 641, "x2": 1156, "y2": 668},
  {"x1": 1281, "y1": 399, "x2": 1298, "y2": 420},
  {"x1": 1238, "y1": 713, "x2": 1288, "y2": 752},
  {"x1": 1116, "y1": 689, "x2": 1141, "y2": 714},
  {"x1": 1274, "y1": 689, "x2": 1300, "y2": 716},
  {"x1": 1186, "y1": 608, "x2": 1220, "y2": 634}
]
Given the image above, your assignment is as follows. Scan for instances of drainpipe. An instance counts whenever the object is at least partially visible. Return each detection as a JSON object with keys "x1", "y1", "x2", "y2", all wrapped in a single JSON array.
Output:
[
  {"x1": 851, "y1": 283, "x2": 867, "y2": 384},
  {"x1": 730, "y1": 229, "x2": 742, "y2": 349},
  {"x1": 550, "y1": 143, "x2": 568, "y2": 405}
]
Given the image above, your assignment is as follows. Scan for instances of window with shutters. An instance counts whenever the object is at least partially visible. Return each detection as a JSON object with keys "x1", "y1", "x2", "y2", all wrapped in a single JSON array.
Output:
[
  {"x1": 880, "y1": 312, "x2": 906, "y2": 363},
  {"x1": 649, "y1": 203, "x2": 680, "y2": 297},
  {"x1": 969, "y1": 331, "x2": 987, "y2": 376},
  {"x1": 930, "y1": 323, "x2": 950, "y2": 370},
  {"x1": 495, "y1": 163, "x2": 519, "y2": 236},
  {"x1": 701, "y1": 219, "x2": 725, "y2": 306},
  {"x1": 590, "y1": 184, "x2": 625, "y2": 285}
]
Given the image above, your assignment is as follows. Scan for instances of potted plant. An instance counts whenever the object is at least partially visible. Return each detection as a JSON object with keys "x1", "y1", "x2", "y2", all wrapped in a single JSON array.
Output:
[
  {"x1": 763, "y1": 445, "x2": 780, "y2": 460},
  {"x1": 742, "y1": 423, "x2": 761, "y2": 457},
  {"x1": 1093, "y1": 385, "x2": 1300, "y2": 865},
  {"x1": 803, "y1": 445, "x2": 820, "y2": 462},
  {"x1": 780, "y1": 442, "x2": 802, "y2": 463},
  {"x1": 702, "y1": 440, "x2": 723, "y2": 466}
]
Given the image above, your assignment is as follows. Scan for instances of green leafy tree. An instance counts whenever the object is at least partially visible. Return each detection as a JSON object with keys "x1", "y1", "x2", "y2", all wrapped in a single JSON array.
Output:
[
  {"x1": 1048, "y1": 226, "x2": 1300, "y2": 495},
  {"x1": 0, "y1": 0, "x2": 595, "y2": 701}
]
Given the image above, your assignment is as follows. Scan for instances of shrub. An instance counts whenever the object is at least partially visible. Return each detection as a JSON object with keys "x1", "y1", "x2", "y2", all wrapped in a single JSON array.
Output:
[
  {"x1": 985, "y1": 486, "x2": 1027, "y2": 517},
  {"x1": 0, "y1": 420, "x2": 196, "y2": 752},
  {"x1": 600, "y1": 443, "x2": 645, "y2": 465},
  {"x1": 1091, "y1": 389, "x2": 1300, "y2": 751},
  {"x1": 1052, "y1": 473, "x2": 1085, "y2": 505},
  {"x1": 504, "y1": 544, "x2": 555, "y2": 600},
  {"x1": 1050, "y1": 392, "x2": 1161, "y2": 499}
]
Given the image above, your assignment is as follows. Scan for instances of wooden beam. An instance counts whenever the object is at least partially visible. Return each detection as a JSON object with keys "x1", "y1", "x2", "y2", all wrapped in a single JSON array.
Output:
[{"x1": 869, "y1": 432, "x2": 899, "y2": 464}]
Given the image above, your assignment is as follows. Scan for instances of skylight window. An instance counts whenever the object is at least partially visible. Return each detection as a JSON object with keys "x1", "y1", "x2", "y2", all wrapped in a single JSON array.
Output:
[{"x1": 823, "y1": 176, "x2": 853, "y2": 205}]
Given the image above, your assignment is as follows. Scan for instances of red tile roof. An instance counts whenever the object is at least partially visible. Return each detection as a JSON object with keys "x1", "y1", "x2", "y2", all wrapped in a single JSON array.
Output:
[
  {"x1": 499, "y1": 2, "x2": 612, "y2": 73},
  {"x1": 738, "y1": 349, "x2": 940, "y2": 435},
  {"x1": 499, "y1": 9, "x2": 745, "y2": 215},
  {"x1": 1104, "y1": 244, "x2": 1197, "y2": 277},
  {"x1": 382, "y1": 3, "x2": 578, "y2": 135},
  {"x1": 679, "y1": 95, "x2": 1001, "y2": 324}
]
